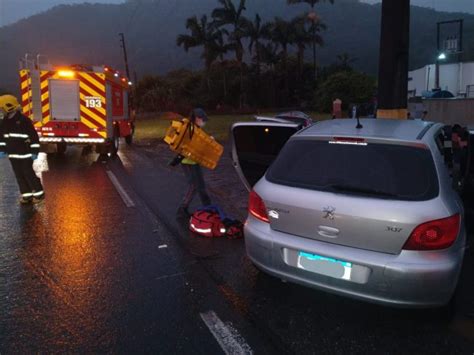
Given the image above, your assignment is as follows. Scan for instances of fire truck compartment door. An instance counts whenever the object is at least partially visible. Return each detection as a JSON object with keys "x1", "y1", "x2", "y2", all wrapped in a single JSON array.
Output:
[{"x1": 50, "y1": 79, "x2": 80, "y2": 121}]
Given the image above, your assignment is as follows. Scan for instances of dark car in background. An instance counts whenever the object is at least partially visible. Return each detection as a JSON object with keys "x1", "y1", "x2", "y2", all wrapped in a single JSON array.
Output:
[{"x1": 255, "y1": 111, "x2": 313, "y2": 128}]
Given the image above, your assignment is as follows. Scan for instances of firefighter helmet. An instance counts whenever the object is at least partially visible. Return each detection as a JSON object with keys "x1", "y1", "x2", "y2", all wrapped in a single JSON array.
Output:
[{"x1": 0, "y1": 95, "x2": 20, "y2": 114}]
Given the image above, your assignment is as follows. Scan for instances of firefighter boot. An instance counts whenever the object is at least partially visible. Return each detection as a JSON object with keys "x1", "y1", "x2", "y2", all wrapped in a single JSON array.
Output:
[
  {"x1": 19, "y1": 196, "x2": 32, "y2": 205},
  {"x1": 32, "y1": 192, "x2": 45, "y2": 205}
]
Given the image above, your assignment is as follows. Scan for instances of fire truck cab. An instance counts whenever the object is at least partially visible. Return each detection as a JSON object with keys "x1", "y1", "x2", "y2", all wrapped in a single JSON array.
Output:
[{"x1": 19, "y1": 55, "x2": 134, "y2": 155}]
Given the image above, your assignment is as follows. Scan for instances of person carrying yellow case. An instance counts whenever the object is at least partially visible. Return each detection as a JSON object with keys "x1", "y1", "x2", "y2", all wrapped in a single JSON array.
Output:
[{"x1": 168, "y1": 108, "x2": 214, "y2": 217}]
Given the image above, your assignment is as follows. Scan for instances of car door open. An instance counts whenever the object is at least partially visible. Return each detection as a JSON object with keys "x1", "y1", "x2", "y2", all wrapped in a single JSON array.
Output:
[{"x1": 230, "y1": 122, "x2": 300, "y2": 191}]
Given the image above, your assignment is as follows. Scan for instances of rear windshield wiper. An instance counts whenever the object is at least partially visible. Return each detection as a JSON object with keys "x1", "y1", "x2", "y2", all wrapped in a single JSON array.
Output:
[{"x1": 327, "y1": 184, "x2": 401, "y2": 198}]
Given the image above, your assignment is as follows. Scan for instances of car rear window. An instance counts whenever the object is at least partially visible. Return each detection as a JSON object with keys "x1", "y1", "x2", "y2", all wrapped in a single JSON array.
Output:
[{"x1": 266, "y1": 139, "x2": 439, "y2": 201}]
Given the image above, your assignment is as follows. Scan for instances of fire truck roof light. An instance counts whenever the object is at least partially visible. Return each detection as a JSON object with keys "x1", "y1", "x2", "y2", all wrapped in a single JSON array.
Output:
[{"x1": 58, "y1": 70, "x2": 75, "y2": 78}]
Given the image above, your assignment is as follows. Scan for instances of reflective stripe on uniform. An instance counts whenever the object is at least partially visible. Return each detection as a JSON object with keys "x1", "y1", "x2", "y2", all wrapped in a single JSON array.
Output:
[
  {"x1": 30, "y1": 144, "x2": 40, "y2": 148},
  {"x1": 8, "y1": 133, "x2": 29, "y2": 139},
  {"x1": 33, "y1": 191, "x2": 44, "y2": 197},
  {"x1": 0, "y1": 142, "x2": 6, "y2": 146},
  {"x1": 9, "y1": 154, "x2": 33, "y2": 159},
  {"x1": 22, "y1": 193, "x2": 34, "y2": 198}
]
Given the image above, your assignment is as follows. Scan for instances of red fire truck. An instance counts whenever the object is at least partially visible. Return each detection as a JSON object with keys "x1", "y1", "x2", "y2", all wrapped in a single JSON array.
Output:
[{"x1": 19, "y1": 55, "x2": 134, "y2": 155}]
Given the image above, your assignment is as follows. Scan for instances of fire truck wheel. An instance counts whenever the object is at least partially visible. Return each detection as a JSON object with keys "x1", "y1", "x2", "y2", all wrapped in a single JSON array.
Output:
[
  {"x1": 57, "y1": 143, "x2": 67, "y2": 155},
  {"x1": 110, "y1": 129, "x2": 120, "y2": 156},
  {"x1": 125, "y1": 124, "x2": 135, "y2": 145}
]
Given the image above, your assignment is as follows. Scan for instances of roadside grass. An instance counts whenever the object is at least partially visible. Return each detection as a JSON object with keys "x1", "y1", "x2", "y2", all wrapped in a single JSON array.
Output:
[{"x1": 134, "y1": 112, "x2": 329, "y2": 143}]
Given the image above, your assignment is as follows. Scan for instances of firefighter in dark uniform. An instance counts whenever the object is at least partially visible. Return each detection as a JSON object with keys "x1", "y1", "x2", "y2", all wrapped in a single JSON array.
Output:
[{"x1": 0, "y1": 95, "x2": 45, "y2": 204}]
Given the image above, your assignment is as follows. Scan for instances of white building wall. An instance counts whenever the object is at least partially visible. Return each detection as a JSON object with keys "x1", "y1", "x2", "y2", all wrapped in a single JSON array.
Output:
[
  {"x1": 408, "y1": 61, "x2": 474, "y2": 97},
  {"x1": 462, "y1": 64, "x2": 474, "y2": 97},
  {"x1": 408, "y1": 66, "x2": 427, "y2": 95}
]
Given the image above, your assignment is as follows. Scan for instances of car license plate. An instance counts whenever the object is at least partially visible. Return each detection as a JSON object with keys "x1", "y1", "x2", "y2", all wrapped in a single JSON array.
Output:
[{"x1": 297, "y1": 252, "x2": 352, "y2": 280}]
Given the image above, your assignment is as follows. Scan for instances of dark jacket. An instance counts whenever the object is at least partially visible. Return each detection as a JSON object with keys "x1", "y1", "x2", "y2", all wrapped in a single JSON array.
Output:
[{"x1": 1, "y1": 111, "x2": 40, "y2": 158}]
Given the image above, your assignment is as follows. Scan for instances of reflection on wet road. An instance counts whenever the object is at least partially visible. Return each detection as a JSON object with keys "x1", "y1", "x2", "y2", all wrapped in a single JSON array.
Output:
[
  {"x1": 0, "y1": 150, "x2": 243, "y2": 353},
  {"x1": 1, "y1": 152, "x2": 132, "y2": 351}
]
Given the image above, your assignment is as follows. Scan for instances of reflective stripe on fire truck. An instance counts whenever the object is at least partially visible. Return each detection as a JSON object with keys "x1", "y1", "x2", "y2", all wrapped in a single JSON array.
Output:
[
  {"x1": 9, "y1": 154, "x2": 33, "y2": 159},
  {"x1": 78, "y1": 72, "x2": 107, "y2": 137},
  {"x1": 19, "y1": 70, "x2": 33, "y2": 118},
  {"x1": 7, "y1": 133, "x2": 29, "y2": 139},
  {"x1": 39, "y1": 71, "x2": 55, "y2": 124},
  {"x1": 30, "y1": 144, "x2": 40, "y2": 149}
]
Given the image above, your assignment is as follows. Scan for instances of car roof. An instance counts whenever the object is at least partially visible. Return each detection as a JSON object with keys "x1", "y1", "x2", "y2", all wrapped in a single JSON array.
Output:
[{"x1": 297, "y1": 118, "x2": 439, "y2": 142}]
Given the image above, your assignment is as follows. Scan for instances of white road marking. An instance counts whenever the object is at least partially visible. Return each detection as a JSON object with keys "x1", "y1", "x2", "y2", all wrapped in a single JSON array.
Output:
[
  {"x1": 200, "y1": 311, "x2": 253, "y2": 355},
  {"x1": 106, "y1": 170, "x2": 135, "y2": 208}
]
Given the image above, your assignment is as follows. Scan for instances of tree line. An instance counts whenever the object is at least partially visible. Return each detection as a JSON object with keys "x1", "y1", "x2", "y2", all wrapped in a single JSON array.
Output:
[{"x1": 134, "y1": 0, "x2": 376, "y2": 114}]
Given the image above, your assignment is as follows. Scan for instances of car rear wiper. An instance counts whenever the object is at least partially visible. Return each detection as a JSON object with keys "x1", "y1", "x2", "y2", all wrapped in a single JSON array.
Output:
[{"x1": 328, "y1": 184, "x2": 401, "y2": 198}]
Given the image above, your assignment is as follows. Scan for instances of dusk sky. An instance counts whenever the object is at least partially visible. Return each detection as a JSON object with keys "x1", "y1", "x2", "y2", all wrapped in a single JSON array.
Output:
[{"x1": 1, "y1": 0, "x2": 473, "y2": 27}]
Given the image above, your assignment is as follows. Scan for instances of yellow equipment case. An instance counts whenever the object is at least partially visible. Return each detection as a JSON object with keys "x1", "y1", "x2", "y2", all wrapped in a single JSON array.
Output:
[{"x1": 164, "y1": 119, "x2": 224, "y2": 170}]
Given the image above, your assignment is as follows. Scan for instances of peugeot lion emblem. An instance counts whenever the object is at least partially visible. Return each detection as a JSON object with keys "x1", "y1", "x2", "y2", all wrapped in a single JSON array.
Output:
[{"x1": 322, "y1": 206, "x2": 336, "y2": 220}]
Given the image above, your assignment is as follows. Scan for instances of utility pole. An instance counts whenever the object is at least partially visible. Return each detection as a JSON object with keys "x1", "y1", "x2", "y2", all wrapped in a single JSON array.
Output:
[
  {"x1": 376, "y1": 0, "x2": 410, "y2": 120},
  {"x1": 119, "y1": 33, "x2": 131, "y2": 79}
]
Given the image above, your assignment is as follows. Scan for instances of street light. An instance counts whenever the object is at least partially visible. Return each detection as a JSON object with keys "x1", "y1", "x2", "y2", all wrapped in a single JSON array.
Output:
[{"x1": 435, "y1": 52, "x2": 447, "y2": 89}]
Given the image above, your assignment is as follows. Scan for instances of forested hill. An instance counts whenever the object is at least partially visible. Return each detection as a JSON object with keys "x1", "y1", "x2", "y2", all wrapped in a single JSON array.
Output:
[{"x1": 1, "y1": 0, "x2": 473, "y2": 92}]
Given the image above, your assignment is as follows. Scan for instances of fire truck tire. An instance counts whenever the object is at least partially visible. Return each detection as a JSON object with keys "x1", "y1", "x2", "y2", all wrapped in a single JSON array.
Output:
[
  {"x1": 110, "y1": 128, "x2": 120, "y2": 156},
  {"x1": 125, "y1": 128, "x2": 134, "y2": 145},
  {"x1": 57, "y1": 143, "x2": 67, "y2": 154},
  {"x1": 125, "y1": 123, "x2": 135, "y2": 145}
]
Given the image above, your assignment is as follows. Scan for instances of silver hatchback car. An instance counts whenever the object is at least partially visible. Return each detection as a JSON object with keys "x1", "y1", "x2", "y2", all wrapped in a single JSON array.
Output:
[{"x1": 231, "y1": 119, "x2": 467, "y2": 308}]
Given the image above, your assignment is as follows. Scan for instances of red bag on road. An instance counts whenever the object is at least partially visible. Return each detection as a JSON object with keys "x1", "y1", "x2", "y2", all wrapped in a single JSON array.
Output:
[
  {"x1": 189, "y1": 209, "x2": 226, "y2": 238},
  {"x1": 189, "y1": 205, "x2": 243, "y2": 239}
]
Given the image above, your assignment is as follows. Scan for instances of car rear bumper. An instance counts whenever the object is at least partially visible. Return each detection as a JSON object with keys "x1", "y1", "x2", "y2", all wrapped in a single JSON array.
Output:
[{"x1": 244, "y1": 216, "x2": 465, "y2": 308}]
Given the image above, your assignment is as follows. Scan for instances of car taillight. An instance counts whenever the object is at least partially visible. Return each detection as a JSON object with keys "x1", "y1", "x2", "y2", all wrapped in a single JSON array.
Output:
[
  {"x1": 403, "y1": 214, "x2": 461, "y2": 251},
  {"x1": 248, "y1": 190, "x2": 269, "y2": 223}
]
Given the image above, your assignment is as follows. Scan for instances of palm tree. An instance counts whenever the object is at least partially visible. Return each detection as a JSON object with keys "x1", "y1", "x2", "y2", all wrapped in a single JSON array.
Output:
[
  {"x1": 291, "y1": 16, "x2": 323, "y2": 79},
  {"x1": 210, "y1": 32, "x2": 233, "y2": 99},
  {"x1": 337, "y1": 53, "x2": 357, "y2": 70},
  {"x1": 287, "y1": 0, "x2": 333, "y2": 81},
  {"x1": 260, "y1": 42, "x2": 280, "y2": 106},
  {"x1": 242, "y1": 14, "x2": 272, "y2": 77},
  {"x1": 211, "y1": 0, "x2": 248, "y2": 64},
  {"x1": 177, "y1": 15, "x2": 223, "y2": 72},
  {"x1": 270, "y1": 17, "x2": 294, "y2": 71},
  {"x1": 269, "y1": 17, "x2": 295, "y2": 104},
  {"x1": 212, "y1": 0, "x2": 248, "y2": 107}
]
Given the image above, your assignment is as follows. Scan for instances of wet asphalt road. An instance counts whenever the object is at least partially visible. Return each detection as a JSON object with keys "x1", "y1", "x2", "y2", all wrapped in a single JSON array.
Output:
[
  {"x1": 0, "y1": 150, "x2": 269, "y2": 354},
  {"x1": 0, "y1": 144, "x2": 474, "y2": 354}
]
